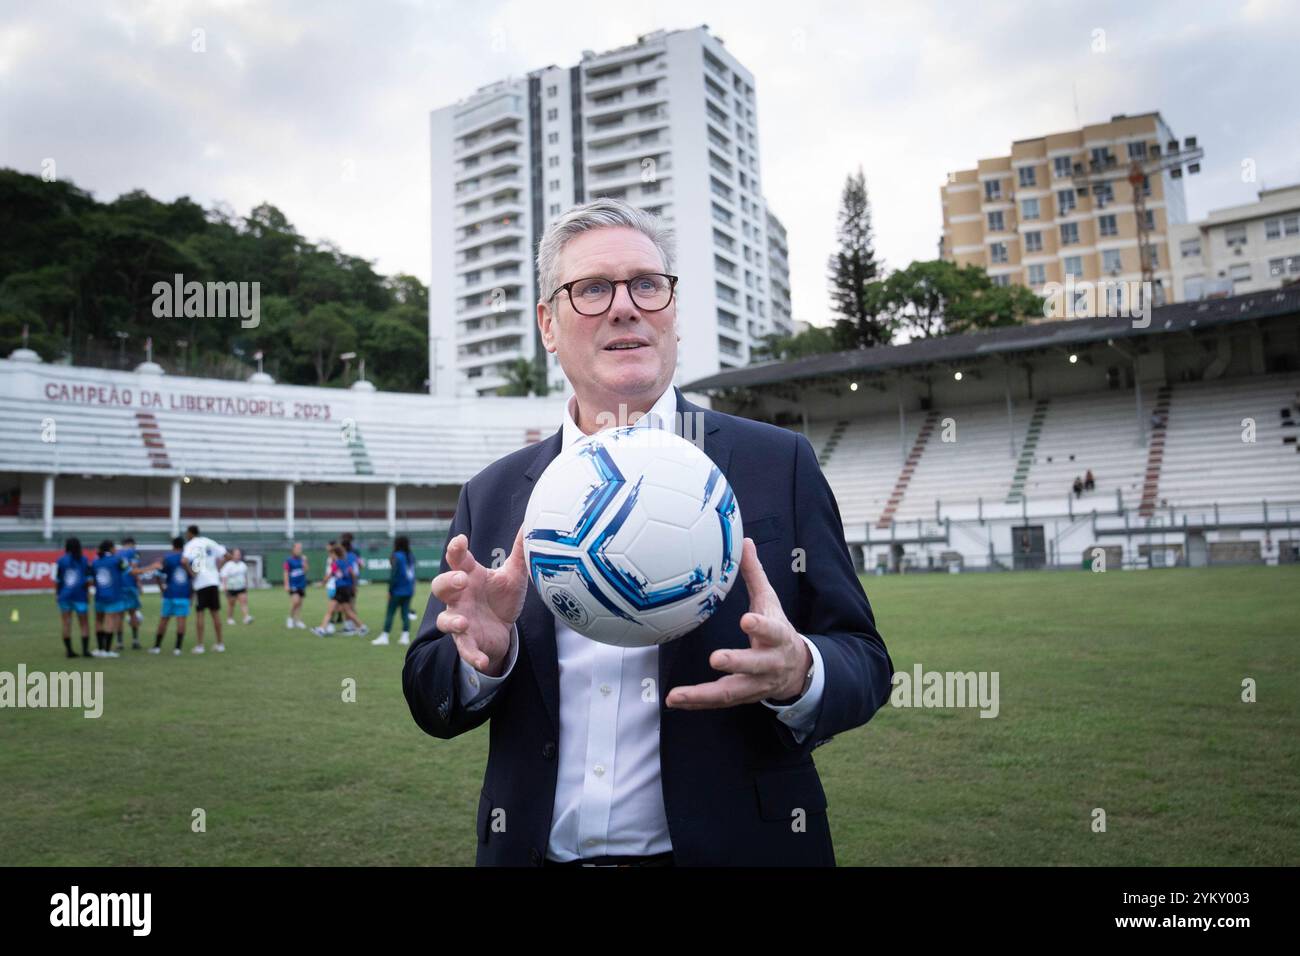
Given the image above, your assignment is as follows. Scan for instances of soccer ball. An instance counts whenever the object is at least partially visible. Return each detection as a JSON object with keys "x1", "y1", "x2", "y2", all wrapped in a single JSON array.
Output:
[{"x1": 523, "y1": 426, "x2": 743, "y2": 647}]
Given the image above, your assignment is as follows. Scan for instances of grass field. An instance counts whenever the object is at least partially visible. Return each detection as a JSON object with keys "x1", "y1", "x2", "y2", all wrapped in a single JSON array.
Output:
[{"x1": 1, "y1": 566, "x2": 1297, "y2": 866}]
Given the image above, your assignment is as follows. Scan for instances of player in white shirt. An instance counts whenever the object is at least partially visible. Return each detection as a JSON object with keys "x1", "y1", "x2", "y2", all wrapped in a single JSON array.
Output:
[
  {"x1": 183, "y1": 525, "x2": 228, "y2": 653},
  {"x1": 220, "y1": 547, "x2": 254, "y2": 625}
]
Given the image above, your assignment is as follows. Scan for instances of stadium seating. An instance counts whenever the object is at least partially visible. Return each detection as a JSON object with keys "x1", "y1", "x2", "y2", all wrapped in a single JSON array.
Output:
[{"x1": 810, "y1": 374, "x2": 1300, "y2": 530}]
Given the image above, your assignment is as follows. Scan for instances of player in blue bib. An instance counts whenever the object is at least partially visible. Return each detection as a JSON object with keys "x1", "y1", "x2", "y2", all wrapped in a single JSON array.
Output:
[
  {"x1": 142, "y1": 537, "x2": 193, "y2": 655},
  {"x1": 116, "y1": 536, "x2": 143, "y2": 651},
  {"x1": 90, "y1": 540, "x2": 126, "y2": 658},
  {"x1": 53, "y1": 537, "x2": 92, "y2": 658},
  {"x1": 371, "y1": 536, "x2": 416, "y2": 647},
  {"x1": 283, "y1": 542, "x2": 309, "y2": 630}
]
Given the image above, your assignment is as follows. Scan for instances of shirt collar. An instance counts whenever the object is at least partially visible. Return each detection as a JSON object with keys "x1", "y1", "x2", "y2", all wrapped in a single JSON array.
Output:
[{"x1": 562, "y1": 385, "x2": 678, "y2": 447}]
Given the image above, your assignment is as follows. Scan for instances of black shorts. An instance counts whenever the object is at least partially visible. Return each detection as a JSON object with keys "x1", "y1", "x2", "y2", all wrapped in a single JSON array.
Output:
[
  {"x1": 195, "y1": 586, "x2": 220, "y2": 611},
  {"x1": 226, "y1": 588, "x2": 246, "y2": 598},
  {"x1": 289, "y1": 588, "x2": 305, "y2": 598},
  {"x1": 333, "y1": 585, "x2": 354, "y2": 605}
]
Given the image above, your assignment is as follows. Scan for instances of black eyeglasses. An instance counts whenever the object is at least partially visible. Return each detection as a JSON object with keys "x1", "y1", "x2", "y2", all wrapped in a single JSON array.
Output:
[{"x1": 549, "y1": 273, "x2": 679, "y2": 316}]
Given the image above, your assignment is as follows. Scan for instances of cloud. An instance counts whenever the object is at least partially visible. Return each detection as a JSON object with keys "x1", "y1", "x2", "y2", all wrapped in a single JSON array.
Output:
[{"x1": 1, "y1": 0, "x2": 1295, "y2": 326}]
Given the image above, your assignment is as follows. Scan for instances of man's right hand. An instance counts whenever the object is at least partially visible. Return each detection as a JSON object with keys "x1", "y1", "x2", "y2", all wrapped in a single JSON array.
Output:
[{"x1": 431, "y1": 528, "x2": 528, "y2": 678}]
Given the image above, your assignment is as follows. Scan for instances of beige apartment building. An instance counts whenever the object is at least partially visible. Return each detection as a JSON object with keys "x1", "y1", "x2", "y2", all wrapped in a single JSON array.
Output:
[{"x1": 940, "y1": 112, "x2": 1190, "y2": 317}]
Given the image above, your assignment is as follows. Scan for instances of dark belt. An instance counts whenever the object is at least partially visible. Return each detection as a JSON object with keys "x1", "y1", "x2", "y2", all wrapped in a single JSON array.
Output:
[{"x1": 544, "y1": 851, "x2": 674, "y2": 868}]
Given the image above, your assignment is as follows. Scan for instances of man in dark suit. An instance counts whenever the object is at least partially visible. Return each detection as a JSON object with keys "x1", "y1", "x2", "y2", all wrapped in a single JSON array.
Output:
[{"x1": 404, "y1": 198, "x2": 892, "y2": 866}]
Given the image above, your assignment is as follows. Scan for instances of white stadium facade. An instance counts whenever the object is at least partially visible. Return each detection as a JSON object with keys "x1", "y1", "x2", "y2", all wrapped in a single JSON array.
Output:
[{"x1": 2, "y1": 287, "x2": 1298, "y2": 590}]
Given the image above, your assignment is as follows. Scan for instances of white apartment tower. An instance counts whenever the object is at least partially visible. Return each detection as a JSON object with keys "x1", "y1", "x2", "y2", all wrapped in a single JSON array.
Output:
[{"x1": 429, "y1": 26, "x2": 791, "y2": 397}]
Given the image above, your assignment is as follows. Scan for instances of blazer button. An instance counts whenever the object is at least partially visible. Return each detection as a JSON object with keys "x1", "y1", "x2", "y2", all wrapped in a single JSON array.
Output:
[
  {"x1": 529, "y1": 848, "x2": 542, "y2": 866},
  {"x1": 542, "y1": 742, "x2": 557, "y2": 759}
]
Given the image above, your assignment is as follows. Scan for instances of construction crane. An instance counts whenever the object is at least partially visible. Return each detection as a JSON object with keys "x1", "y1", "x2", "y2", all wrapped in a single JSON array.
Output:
[{"x1": 1072, "y1": 134, "x2": 1204, "y2": 306}]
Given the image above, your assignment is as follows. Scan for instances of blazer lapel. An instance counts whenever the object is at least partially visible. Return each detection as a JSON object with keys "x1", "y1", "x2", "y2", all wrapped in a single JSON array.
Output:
[
  {"x1": 659, "y1": 389, "x2": 733, "y2": 693},
  {"x1": 511, "y1": 429, "x2": 564, "y2": 734}
]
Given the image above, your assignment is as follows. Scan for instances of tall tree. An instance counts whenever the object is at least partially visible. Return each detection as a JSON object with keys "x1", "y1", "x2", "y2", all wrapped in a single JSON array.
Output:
[{"x1": 827, "y1": 167, "x2": 891, "y2": 348}]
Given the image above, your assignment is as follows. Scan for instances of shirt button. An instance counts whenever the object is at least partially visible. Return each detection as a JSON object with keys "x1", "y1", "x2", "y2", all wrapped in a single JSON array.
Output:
[
  {"x1": 585, "y1": 838, "x2": 599, "y2": 848},
  {"x1": 593, "y1": 764, "x2": 605, "y2": 777},
  {"x1": 599, "y1": 684, "x2": 612, "y2": 696},
  {"x1": 542, "y1": 742, "x2": 557, "y2": 759},
  {"x1": 469, "y1": 673, "x2": 479, "y2": 689}
]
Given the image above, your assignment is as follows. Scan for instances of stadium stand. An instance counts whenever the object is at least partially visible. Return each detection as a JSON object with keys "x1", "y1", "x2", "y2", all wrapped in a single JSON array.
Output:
[{"x1": 686, "y1": 289, "x2": 1300, "y2": 571}]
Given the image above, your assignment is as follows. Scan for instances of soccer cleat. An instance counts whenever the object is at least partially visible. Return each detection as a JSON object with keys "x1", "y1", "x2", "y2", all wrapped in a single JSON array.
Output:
[
  {"x1": 243, "y1": 615, "x2": 253, "y2": 624},
  {"x1": 65, "y1": 648, "x2": 77, "y2": 659},
  {"x1": 399, "y1": 632, "x2": 410, "y2": 645},
  {"x1": 227, "y1": 617, "x2": 236, "y2": 625},
  {"x1": 295, "y1": 619, "x2": 307, "y2": 629},
  {"x1": 104, "y1": 650, "x2": 120, "y2": 658},
  {"x1": 173, "y1": 648, "x2": 182, "y2": 656},
  {"x1": 147, "y1": 646, "x2": 161, "y2": 655},
  {"x1": 324, "y1": 623, "x2": 336, "y2": 635},
  {"x1": 312, "y1": 626, "x2": 329, "y2": 637},
  {"x1": 132, "y1": 641, "x2": 141, "y2": 650},
  {"x1": 408, "y1": 611, "x2": 417, "y2": 620},
  {"x1": 371, "y1": 632, "x2": 389, "y2": 646},
  {"x1": 357, "y1": 624, "x2": 369, "y2": 636},
  {"x1": 286, "y1": 617, "x2": 295, "y2": 629},
  {"x1": 192, "y1": 645, "x2": 206, "y2": 654},
  {"x1": 214, "y1": 643, "x2": 226, "y2": 652}
]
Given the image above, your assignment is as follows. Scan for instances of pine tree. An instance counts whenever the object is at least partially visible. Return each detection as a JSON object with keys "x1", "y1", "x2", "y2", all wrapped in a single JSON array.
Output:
[{"x1": 827, "y1": 168, "x2": 891, "y2": 347}]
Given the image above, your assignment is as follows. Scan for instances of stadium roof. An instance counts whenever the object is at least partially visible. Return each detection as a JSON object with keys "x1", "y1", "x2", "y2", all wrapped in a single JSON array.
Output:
[{"x1": 683, "y1": 288, "x2": 1300, "y2": 393}]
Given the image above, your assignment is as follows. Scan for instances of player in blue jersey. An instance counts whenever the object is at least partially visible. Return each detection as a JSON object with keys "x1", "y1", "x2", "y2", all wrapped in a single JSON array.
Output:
[
  {"x1": 282, "y1": 542, "x2": 309, "y2": 630},
  {"x1": 313, "y1": 543, "x2": 367, "y2": 636},
  {"x1": 115, "y1": 536, "x2": 143, "y2": 651},
  {"x1": 142, "y1": 537, "x2": 193, "y2": 655},
  {"x1": 53, "y1": 537, "x2": 92, "y2": 658},
  {"x1": 90, "y1": 540, "x2": 126, "y2": 658},
  {"x1": 371, "y1": 536, "x2": 415, "y2": 647}
]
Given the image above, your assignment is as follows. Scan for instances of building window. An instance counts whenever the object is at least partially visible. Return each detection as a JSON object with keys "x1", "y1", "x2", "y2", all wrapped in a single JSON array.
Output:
[
  {"x1": 546, "y1": 108, "x2": 558, "y2": 121},
  {"x1": 1180, "y1": 237, "x2": 1201, "y2": 258},
  {"x1": 1269, "y1": 257, "x2": 1286, "y2": 277},
  {"x1": 989, "y1": 242, "x2": 1008, "y2": 264},
  {"x1": 1145, "y1": 245, "x2": 1159, "y2": 268},
  {"x1": 984, "y1": 179, "x2": 1002, "y2": 201},
  {"x1": 1098, "y1": 214, "x2": 1118, "y2": 237},
  {"x1": 1093, "y1": 182, "x2": 1114, "y2": 206},
  {"x1": 1144, "y1": 210, "x2": 1156, "y2": 231},
  {"x1": 1057, "y1": 189, "x2": 1076, "y2": 213},
  {"x1": 1102, "y1": 249, "x2": 1123, "y2": 274},
  {"x1": 547, "y1": 155, "x2": 559, "y2": 167},
  {"x1": 1021, "y1": 198, "x2": 1040, "y2": 220},
  {"x1": 1064, "y1": 255, "x2": 1083, "y2": 277},
  {"x1": 1230, "y1": 263, "x2": 1251, "y2": 285},
  {"x1": 987, "y1": 211, "x2": 1005, "y2": 232},
  {"x1": 546, "y1": 85, "x2": 557, "y2": 97},
  {"x1": 1053, "y1": 156, "x2": 1073, "y2": 179},
  {"x1": 1018, "y1": 166, "x2": 1037, "y2": 187},
  {"x1": 549, "y1": 203, "x2": 561, "y2": 216},
  {"x1": 548, "y1": 179, "x2": 560, "y2": 191},
  {"x1": 1127, "y1": 141, "x2": 1148, "y2": 160},
  {"x1": 547, "y1": 131, "x2": 559, "y2": 145},
  {"x1": 1265, "y1": 215, "x2": 1299, "y2": 239},
  {"x1": 1090, "y1": 147, "x2": 1114, "y2": 168},
  {"x1": 991, "y1": 274, "x2": 1011, "y2": 287},
  {"x1": 1059, "y1": 222, "x2": 1080, "y2": 245},
  {"x1": 1225, "y1": 225, "x2": 1247, "y2": 247},
  {"x1": 1027, "y1": 263, "x2": 1046, "y2": 286},
  {"x1": 1024, "y1": 230, "x2": 1043, "y2": 253}
]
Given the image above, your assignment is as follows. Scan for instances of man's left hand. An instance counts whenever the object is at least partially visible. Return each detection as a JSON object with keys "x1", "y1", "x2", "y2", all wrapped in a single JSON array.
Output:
[{"x1": 666, "y1": 537, "x2": 811, "y2": 710}]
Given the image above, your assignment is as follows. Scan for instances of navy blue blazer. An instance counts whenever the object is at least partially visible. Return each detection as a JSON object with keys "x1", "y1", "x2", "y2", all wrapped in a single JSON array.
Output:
[{"x1": 403, "y1": 388, "x2": 893, "y2": 866}]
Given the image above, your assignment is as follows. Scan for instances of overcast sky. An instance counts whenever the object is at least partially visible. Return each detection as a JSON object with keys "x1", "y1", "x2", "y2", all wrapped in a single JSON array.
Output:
[{"x1": 3, "y1": 0, "x2": 1297, "y2": 324}]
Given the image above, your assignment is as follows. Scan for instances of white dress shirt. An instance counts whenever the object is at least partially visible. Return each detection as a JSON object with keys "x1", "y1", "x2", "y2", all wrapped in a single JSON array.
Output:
[{"x1": 455, "y1": 386, "x2": 826, "y2": 861}]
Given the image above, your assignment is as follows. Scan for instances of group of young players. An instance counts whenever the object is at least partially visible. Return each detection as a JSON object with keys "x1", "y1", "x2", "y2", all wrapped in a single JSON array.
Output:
[
  {"x1": 52, "y1": 525, "x2": 236, "y2": 657},
  {"x1": 288, "y1": 533, "x2": 417, "y2": 646},
  {"x1": 53, "y1": 527, "x2": 420, "y2": 657}
]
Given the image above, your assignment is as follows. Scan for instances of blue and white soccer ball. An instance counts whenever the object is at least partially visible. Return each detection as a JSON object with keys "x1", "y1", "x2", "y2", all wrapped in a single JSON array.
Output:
[{"x1": 523, "y1": 426, "x2": 743, "y2": 647}]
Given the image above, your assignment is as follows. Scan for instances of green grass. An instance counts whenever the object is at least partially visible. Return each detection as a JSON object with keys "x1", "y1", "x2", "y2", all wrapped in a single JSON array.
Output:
[{"x1": 1, "y1": 567, "x2": 1297, "y2": 866}]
